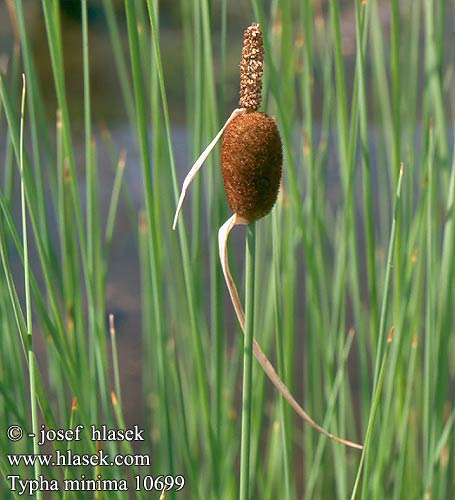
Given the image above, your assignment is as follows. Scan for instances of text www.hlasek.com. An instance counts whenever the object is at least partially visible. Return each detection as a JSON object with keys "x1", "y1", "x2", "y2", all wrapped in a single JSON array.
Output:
[{"x1": 7, "y1": 449, "x2": 150, "y2": 467}]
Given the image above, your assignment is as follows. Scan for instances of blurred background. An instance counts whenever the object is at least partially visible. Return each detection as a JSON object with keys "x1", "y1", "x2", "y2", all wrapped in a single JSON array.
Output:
[{"x1": 1, "y1": 0, "x2": 454, "y2": 498}]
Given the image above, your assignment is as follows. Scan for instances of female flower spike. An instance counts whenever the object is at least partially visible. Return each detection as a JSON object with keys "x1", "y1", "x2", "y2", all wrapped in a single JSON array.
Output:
[{"x1": 173, "y1": 23, "x2": 362, "y2": 450}]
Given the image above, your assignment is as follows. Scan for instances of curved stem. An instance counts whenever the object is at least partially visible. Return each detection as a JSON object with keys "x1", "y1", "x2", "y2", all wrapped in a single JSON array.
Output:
[
  {"x1": 172, "y1": 108, "x2": 244, "y2": 230},
  {"x1": 218, "y1": 215, "x2": 362, "y2": 450}
]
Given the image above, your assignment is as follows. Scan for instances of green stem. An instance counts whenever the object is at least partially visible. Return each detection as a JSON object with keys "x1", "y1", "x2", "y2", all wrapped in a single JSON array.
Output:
[
  {"x1": 20, "y1": 74, "x2": 41, "y2": 498},
  {"x1": 350, "y1": 331, "x2": 394, "y2": 500},
  {"x1": 240, "y1": 223, "x2": 256, "y2": 500},
  {"x1": 423, "y1": 126, "x2": 435, "y2": 489},
  {"x1": 272, "y1": 210, "x2": 292, "y2": 500},
  {"x1": 125, "y1": 2, "x2": 174, "y2": 480},
  {"x1": 109, "y1": 314, "x2": 123, "y2": 409},
  {"x1": 145, "y1": 0, "x2": 215, "y2": 476},
  {"x1": 373, "y1": 164, "x2": 404, "y2": 390},
  {"x1": 353, "y1": 165, "x2": 404, "y2": 500}
]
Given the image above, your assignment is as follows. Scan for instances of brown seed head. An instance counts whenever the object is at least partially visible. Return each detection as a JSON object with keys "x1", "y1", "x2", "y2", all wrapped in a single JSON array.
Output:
[
  {"x1": 239, "y1": 23, "x2": 264, "y2": 111},
  {"x1": 221, "y1": 112, "x2": 282, "y2": 223}
]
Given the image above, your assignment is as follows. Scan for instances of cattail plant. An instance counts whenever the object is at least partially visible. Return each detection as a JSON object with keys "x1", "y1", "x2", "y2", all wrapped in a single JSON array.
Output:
[{"x1": 173, "y1": 23, "x2": 361, "y2": 451}]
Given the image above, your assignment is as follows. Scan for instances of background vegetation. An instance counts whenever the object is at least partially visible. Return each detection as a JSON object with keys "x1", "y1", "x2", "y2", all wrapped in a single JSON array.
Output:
[{"x1": 0, "y1": 0, "x2": 454, "y2": 498}]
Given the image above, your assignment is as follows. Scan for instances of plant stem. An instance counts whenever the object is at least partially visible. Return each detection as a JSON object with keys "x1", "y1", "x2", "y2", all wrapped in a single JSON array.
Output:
[
  {"x1": 272, "y1": 211, "x2": 292, "y2": 500},
  {"x1": 353, "y1": 164, "x2": 404, "y2": 500},
  {"x1": 20, "y1": 74, "x2": 41, "y2": 499},
  {"x1": 240, "y1": 223, "x2": 256, "y2": 500},
  {"x1": 350, "y1": 328, "x2": 394, "y2": 500}
]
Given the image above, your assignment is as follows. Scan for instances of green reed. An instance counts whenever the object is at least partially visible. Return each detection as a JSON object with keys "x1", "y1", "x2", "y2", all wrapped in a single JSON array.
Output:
[{"x1": 0, "y1": 0, "x2": 454, "y2": 498}]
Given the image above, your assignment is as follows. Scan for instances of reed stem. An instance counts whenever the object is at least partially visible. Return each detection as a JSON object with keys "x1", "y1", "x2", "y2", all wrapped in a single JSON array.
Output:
[
  {"x1": 352, "y1": 164, "x2": 404, "y2": 499},
  {"x1": 20, "y1": 74, "x2": 41, "y2": 498},
  {"x1": 240, "y1": 223, "x2": 256, "y2": 500}
]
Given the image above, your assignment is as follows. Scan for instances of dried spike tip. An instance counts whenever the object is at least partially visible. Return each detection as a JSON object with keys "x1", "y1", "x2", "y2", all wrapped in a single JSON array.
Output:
[{"x1": 239, "y1": 23, "x2": 264, "y2": 111}]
